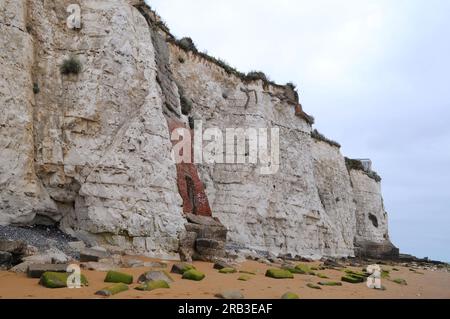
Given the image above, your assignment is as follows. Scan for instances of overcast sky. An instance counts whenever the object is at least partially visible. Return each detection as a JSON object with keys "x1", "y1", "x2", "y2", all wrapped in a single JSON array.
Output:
[{"x1": 148, "y1": 0, "x2": 450, "y2": 262}]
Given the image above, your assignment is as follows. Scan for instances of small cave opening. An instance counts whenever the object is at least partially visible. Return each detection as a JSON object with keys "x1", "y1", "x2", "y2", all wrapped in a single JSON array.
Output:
[{"x1": 369, "y1": 213, "x2": 379, "y2": 228}]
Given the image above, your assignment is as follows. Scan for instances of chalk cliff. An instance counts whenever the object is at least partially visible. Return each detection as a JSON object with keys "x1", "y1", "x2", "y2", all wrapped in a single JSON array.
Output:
[{"x1": 0, "y1": 0, "x2": 398, "y2": 260}]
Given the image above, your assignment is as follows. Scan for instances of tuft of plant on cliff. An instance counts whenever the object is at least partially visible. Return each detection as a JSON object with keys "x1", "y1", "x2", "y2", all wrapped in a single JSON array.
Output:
[
  {"x1": 345, "y1": 157, "x2": 382, "y2": 182},
  {"x1": 245, "y1": 71, "x2": 269, "y2": 82},
  {"x1": 177, "y1": 37, "x2": 198, "y2": 52},
  {"x1": 60, "y1": 56, "x2": 82, "y2": 75},
  {"x1": 311, "y1": 129, "x2": 341, "y2": 148}
]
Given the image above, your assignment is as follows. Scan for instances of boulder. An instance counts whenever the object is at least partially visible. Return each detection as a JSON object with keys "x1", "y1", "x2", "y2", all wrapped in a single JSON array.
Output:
[
  {"x1": 80, "y1": 248, "x2": 110, "y2": 262},
  {"x1": 219, "y1": 267, "x2": 237, "y2": 274},
  {"x1": 0, "y1": 240, "x2": 27, "y2": 255},
  {"x1": 171, "y1": 262, "x2": 195, "y2": 275},
  {"x1": 265, "y1": 269, "x2": 294, "y2": 279},
  {"x1": 281, "y1": 292, "x2": 299, "y2": 299},
  {"x1": 96, "y1": 283, "x2": 129, "y2": 296},
  {"x1": 182, "y1": 269, "x2": 205, "y2": 281},
  {"x1": 27, "y1": 264, "x2": 68, "y2": 278},
  {"x1": 0, "y1": 251, "x2": 12, "y2": 269},
  {"x1": 179, "y1": 231, "x2": 197, "y2": 262},
  {"x1": 295, "y1": 264, "x2": 315, "y2": 275},
  {"x1": 306, "y1": 283, "x2": 322, "y2": 290},
  {"x1": 213, "y1": 260, "x2": 233, "y2": 270},
  {"x1": 138, "y1": 270, "x2": 173, "y2": 284},
  {"x1": 80, "y1": 262, "x2": 118, "y2": 272},
  {"x1": 104, "y1": 271, "x2": 133, "y2": 284},
  {"x1": 135, "y1": 280, "x2": 170, "y2": 291},
  {"x1": 39, "y1": 272, "x2": 88, "y2": 289},
  {"x1": 68, "y1": 241, "x2": 86, "y2": 252},
  {"x1": 121, "y1": 259, "x2": 144, "y2": 268},
  {"x1": 215, "y1": 290, "x2": 244, "y2": 299}
]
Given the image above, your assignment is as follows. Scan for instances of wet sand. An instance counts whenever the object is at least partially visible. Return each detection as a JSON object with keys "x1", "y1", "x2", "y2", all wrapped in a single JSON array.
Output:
[{"x1": 0, "y1": 259, "x2": 449, "y2": 299}]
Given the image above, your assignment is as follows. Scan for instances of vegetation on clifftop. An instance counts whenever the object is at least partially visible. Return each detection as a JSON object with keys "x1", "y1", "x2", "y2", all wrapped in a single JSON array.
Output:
[
  {"x1": 311, "y1": 129, "x2": 341, "y2": 148},
  {"x1": 345, "y1": 157, "x2": 382, "y2": 183}
]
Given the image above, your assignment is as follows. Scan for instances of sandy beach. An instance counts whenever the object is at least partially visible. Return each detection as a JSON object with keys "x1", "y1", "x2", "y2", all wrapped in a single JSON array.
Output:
[{"x1": 0, "y1": 259, "x2": 448, "y2": 299}]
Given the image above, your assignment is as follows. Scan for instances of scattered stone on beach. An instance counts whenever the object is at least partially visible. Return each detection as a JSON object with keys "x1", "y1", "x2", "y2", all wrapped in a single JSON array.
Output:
[
  {"x1": 219, "y1": 267, "x2": 237, "y2": 274},
  {"x1": 0, "y1": 251, "x2": 12, "y2": 269},
  {"x1": 317, "y1": 273, "x2": 329, "y2": 279},
  {"x1": 215, "y1": 290, "x2": 244, "y2": 299},
  {"x1": 21, "y1": 248, "x2": 70, "y2": 265},
  {"x1": 341, "y1": 275, "x2": 365, "y2": 284},
  {"x1": 143, "y1": 261, "x2": 168, "y2": 269},
  {"x1": 306, "y1": 283, "x2": 322, "y2": 290},
  {"x1": 238, "y1": 275, "x2": 252, "y2": 281},
  {"x1": 318, "y1": 281, "x2": 343, "y2": 286},
  {"x1": 79, "y1": 248, "x2": 110, "y2": 262},
  {"x1": 281, "y1": 263, "x2": 304, "y2": 274},
  {"x1": 265, "y1": 268, "x2": 294, "y2": 279},
  {"x1": 322, "y1": 258, "x2": 344, "y2": 269},
  {"x1": 392, "y1": 278, "x2": 408, "y2": 286},
  {"x1": 121, "y1": 259, "x2": 144, "y2": 268},
  {"x1": 135, "y1": 280, "x2": 170, "y2": 291},
  {"x1": 96, "y1": 283, "x2": 129, "y2": 296},
  {"x1": 239, "y1": 270, "x2": 257, "y2": 275},
  {"x1": 104, "y1": 271, "x2": 133, "y2": 284},
  {"x1": 295, "y1": 264, "x2": 315, "y2": 275},
  {"x1": 213, "y1": 260, "x2": 233, "y2": 270},
  {"x1": 39, "y1": 271, "x2": 88, "y2": 289},
  {"x1": 138, "y1": 270, "x2": 174, "y2": 284},
  {"x1": 80, "y1": 261, "x2": 118, "y2": 272},
  {"x1": 28, "y1": 264, "x2": 68, "y2": 278},
  {"x1": 182, "y1": 269, "x2": 205, "y2": 281},
  {"x1": 171, "y1": 262, "x2": 196, "y2": 275},
  {"x1": 281, "y1": 292, "x2": 299, "y2": 299}
]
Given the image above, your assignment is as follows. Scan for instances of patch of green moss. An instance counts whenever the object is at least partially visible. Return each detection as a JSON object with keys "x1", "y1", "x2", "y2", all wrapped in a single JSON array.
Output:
[
  {"x1": 219, "y1": 268, "x2": 237, "y2": 274},
  {"x1": 265, "y1": 269, "x2": 294, "y2": 279},
  {"x1": 39, "y1": 272, "x2": 88, "y2": 289},
  {"x1": 381, "y1": 270, "x2": 390, "y2": 279},
  {"x1": 60, "y1": 56, "x2": 82, "y2": 75},
  {"x1": 104, "y1": 271, "x2": 133, "y2": 284},
  {"x1": 238, "y1": 275, "x2": 252, "y2": 281},
  {"x1": 392, "y1": 278, "x2": 407, "y2": 286},
  {"x1": 182, "y1": 269, "x2": 205, "y2": 281},
  {"x1": 135, "y1": 280, "x2": 170, "y2": 291},
  {"x1": 318, "y1": 281, "x2": 342, "y2": 286},
  {"x1": 341, "y1": 275, "x2": 365, "y2": 284},
  {"x1": 96, "y1": 283, "x2": 129, "y2": 296},
  {"x1": 281, "y1": 292, "x2": 299, "y2": 299},
  {"x1": 306, "y1": 283, "x2": 321, "y2": 290},
  {"x1": 317, "y1": 273, "x2": 329, "y2": 279}
]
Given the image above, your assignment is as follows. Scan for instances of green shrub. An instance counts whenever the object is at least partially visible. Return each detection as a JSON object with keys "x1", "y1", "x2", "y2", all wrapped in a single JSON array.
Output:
[
  {"x1": 96, "y1": 283, "x2": 129, "y2": 296},
  {"x1": 182, "y1": 269, "x2": 205, "y2": 281},
  {"x1": 245, "y1": 71, "x2": 268, "y2": 82},
  {"x1": 265, "y1": 269, "x2": 294, "y2": 279},
  {"x1": 60, "y1": 56, "x2": 82, "y2": 75},
  {"x1": 177, "y1": 37, "x2": 197, "y2": 52},
  {"x1": 104, "y1": 271, "x2": 133, "y2": 284},
  {"x1": 135, "y1": 280, "x2": 170, "y2": 291},
  {"x1": 311, "y1": 129, "x2": 341, "y2": 148}
]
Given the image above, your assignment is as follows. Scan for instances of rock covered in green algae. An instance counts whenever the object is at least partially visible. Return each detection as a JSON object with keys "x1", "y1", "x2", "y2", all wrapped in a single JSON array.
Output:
[
  {"x1": 306, "y1": 283, "x2": 321, "y2": 290},
  {"x1": 96, "y1": 283, "x2": 129, "y2": 296},
  {"x1": 265, "y1": 269, "x2": 294, "y2": 279},
  {"x1": 138, "y1": 270, "x2": 174, "y2": 284},
  {"x1": 182, "y1": 269, "x2": 205, "y2": 281},
  {"x1": 281, "y1": 292, "x2": 299, "y2": 299},
  {"x1": 104, "y1": 271, "x2": 133, "y2": 284},
  {"x1": 219, "y1": 267, "x2": 237, "y2": 274},
  {"x1": 171, "y1": 263, "x2": 196, "y2": 275},
  {"x1": 295, "y1": 264, "x2": 316, "y2": 275},
  {"x1": 316, "y1": 273, "x2": 329, "y2": 279},
  {"x1": 135, "y1": 280, "x2": 170, "y2": 291},
  {"x1": 318, "y1": 281, "x2": 342, "y2": 286},
  {"x1": 341, "y1": 275, "x2": 365, "y2": 284},
  {"x1": 238, "y1": 275, "x2": 252, "y2": 281},
  {"x1": 39, "y1": 272, "x2": 88, "y2": 289}
]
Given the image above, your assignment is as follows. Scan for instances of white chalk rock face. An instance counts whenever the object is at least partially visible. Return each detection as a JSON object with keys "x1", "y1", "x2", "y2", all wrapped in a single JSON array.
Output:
[
  {"x1": 0, "y1": 0, "x2": 185, "y2": 257},
  {"x1": 311, "y1": 140, "x2": 357, "y2": 257},
  {"x1": 168, "y1": 46, "x2": 357, "y2": 258}
]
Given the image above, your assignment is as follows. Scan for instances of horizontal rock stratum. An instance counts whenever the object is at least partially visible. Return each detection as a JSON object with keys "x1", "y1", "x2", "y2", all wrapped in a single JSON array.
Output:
[{"x1": 0, "y1": 0, "x2": 398, "y2": 261}]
